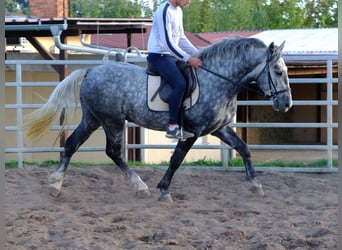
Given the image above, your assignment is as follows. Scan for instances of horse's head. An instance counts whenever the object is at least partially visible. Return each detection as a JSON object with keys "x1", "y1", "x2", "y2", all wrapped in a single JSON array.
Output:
[{"x1": 256, "y1": 41, "x2": 292, "y2": 112}]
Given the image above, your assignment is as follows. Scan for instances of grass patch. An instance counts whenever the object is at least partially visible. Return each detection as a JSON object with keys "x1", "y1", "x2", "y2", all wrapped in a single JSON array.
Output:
[
  {"x1": 183, "y1": 158, "x2": 223, "y2": 166},
  {"x1": 39, "y1": 160, "x2": 59, "y2": 167},
  {"x1": 5, "y1": 160, "x2": 22, "y2": 169},
  {"x1": 5, "y1": 157, "x2": 338, "y2": 169},
  {"x1": 306, "y1": 158, "x2": 338, "y2": 167},
  {"x1": 254, "y1": 160, "x2": 305, "y2": 168}
]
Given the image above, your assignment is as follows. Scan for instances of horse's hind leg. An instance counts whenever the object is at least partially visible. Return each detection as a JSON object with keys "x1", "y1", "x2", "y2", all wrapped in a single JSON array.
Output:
[
  {"x1": 48, "y1": 111, "x2": 100, "y2": 197},
  {"x1": 102, "y1": 124, "x2": 150, "y2": 197},
  {"x1": 212, "y1": 126, "x2": 264, "y2": 196}
]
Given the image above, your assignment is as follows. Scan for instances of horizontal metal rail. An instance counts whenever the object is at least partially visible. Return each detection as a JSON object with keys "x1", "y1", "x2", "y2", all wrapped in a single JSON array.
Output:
[
  {"x1": 5, "y1": 144, "x2": 338, "y2": 153},
  {"x1": 4, "y1": 100, "x2": 339, "y2": 108}
]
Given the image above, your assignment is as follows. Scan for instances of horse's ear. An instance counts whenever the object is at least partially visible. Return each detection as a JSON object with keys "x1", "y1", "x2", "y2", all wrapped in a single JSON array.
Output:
[
  {"x1": 278, "y1": 41, "x2": 285, "y2": 51},
  {"x1": 269, "y1": 42, "x2": 275, "y2": 50},
  {"x1": 268, "y1": 41, "x2": 285, "y2": 60},
  {"x1": 267, "y1": 42, "x2": 275, "y2": 60}
]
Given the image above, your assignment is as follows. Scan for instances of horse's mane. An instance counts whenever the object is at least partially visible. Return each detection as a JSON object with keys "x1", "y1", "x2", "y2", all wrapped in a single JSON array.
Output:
[{"x1": 198, "y1": 36, "x2": 267, "y2": 64}]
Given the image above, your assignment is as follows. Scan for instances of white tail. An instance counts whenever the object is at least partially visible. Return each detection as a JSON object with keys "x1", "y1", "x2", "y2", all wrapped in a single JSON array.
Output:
[{"x1": 23, "y1": 69, "x2": 88, "y2": 142}]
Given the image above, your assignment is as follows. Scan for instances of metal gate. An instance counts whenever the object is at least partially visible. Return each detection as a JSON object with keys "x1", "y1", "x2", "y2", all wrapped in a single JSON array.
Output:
[{"x1": 4, "y1": 55, "x2": 338, "y2": 170}]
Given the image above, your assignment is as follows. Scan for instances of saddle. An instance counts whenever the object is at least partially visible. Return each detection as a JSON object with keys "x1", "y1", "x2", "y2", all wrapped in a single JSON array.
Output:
[{"x1": 146, "y1": 61, "x2": 199, "y2": 104}]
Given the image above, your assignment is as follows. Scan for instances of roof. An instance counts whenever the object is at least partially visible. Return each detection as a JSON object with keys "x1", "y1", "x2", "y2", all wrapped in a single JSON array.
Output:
[
  {"x1": 91, "y1": 29, "x2": 257, "y2": 51},
  {"x1": 91, "y1": 28, "x2": 338, "y2": 56},
  {"x1": 90, "y1": 26, "x2": 210, "y2": 51},
  {"x1": 5, "y1": 17, "x2": 152, "y2": 37},
  {"x1": 194, "y1": 30, "x2": 262, "y2": 44},
  {"x1": 251, "y1": 28, "x2": 338, "y2": 55},
  {"x1": 5, "y1": 16, "x2": 153, "y2": 67}
]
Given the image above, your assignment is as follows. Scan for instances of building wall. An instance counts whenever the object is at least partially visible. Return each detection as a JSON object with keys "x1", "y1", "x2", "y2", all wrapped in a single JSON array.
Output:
[
  {"x1": 6, "y1": 35, "x2": 91, "y2": 56},
  {"x1": 142, "y1": 129, "x2": 223, "y2": 164},
  {"x1": 29, "y1": 0, "x2": 69, "y2": 18}
]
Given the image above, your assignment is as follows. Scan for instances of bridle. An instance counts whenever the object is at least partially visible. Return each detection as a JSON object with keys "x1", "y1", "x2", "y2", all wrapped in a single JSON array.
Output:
[
  {"x1": 254, "y1": 59, "x2": 291, "y2": 98},
  {"x1": 198, "y1": 58, "x2": 291, "y2": 99}
]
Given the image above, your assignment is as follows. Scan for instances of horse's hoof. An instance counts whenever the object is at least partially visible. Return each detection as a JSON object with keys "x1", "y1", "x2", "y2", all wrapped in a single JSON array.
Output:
[
  {"x1": 158, "y1": 193, "x2": 174, "y2": 202},
  {"x1": 130, "y1": 174, "x2": 150, "y2": 196},
  {"x1": 136, "y1": 188, "x2": 151, "y2": 198},
  {"x1": 48, "y1": 172, "x2": 64, "y2": 197},
  {"x1": 249, "y1": 179, "x2": 265, "y2": 197},
  {"x1": 48, "y1": 183, "x2": 62, "y2": 197},
  {"x1": 250, "y1": 185, "x2": 265, "y2": 196}
]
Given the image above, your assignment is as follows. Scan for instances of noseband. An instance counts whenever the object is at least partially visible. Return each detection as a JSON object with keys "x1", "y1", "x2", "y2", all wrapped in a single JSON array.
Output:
[{"x1": 255, "y1": 59, "x2": 291, "y2": 99}]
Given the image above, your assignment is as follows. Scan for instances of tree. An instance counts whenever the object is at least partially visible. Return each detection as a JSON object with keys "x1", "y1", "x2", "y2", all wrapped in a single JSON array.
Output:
[
  {"x1": 6, "y1": 0, "x2": 338, "y2": 29},
  {"x1": 182, "y1": 0, "x2": 202, "y2": 31},
  {"x1": 264, "y1": 0, "x2": 305, "y2": 29},
  {"x1": 5, "y1": 0, "x2": 17, "y2": 13},
  {"x1": 5, "y1": 0, "x2": 29, "y2": 15},
  {"x1": 180, "y1": 0, "x2": 337, "y2": 32},
  {"x1": 302, "y1": 0, "x2": 338, "y2": 28},
  {"x1": 70, "y1": 0, "x2": 149, "y2": 18}
]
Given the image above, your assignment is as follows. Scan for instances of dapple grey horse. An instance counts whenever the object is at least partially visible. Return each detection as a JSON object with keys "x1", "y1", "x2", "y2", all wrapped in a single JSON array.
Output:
[{"x1": 24, "y1": 37, "x2": 292, "y2": 201}]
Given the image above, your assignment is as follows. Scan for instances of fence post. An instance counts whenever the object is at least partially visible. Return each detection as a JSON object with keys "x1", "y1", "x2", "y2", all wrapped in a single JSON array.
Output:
[
  {"x1": 15, "y1": 64, "x2": 24, "y2": 168},
  {"x1": 326, "y1": 59, "x2": 333, "y2": 168}
]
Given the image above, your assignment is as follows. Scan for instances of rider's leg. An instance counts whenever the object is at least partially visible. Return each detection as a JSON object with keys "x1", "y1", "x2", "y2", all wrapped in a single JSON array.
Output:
[{"x1": 147, "y1": 54, "x2": 193, "y2": 139}]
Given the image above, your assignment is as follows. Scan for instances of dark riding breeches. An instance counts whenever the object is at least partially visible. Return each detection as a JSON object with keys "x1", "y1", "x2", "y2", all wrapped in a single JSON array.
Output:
[{"x1": 147, "y1": 53, "x2": 186, "y2": 125}]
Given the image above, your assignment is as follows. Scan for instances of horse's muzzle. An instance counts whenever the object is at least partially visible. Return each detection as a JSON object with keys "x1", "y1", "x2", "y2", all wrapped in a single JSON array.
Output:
[{"x1": 271, "y1": 93, "x2": 293, "y2": 112}]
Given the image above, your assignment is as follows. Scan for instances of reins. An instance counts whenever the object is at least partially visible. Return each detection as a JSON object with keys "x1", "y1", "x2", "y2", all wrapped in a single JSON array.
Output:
[
  {"x1": 198, "y1": 65, "x2": 265, "y2": 97},
  {"x1": 198, "y1": 59, "x2": 290, "y2": 98}
]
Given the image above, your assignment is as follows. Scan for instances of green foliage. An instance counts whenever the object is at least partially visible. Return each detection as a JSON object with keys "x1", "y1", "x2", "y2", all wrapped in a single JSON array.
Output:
[
  {"x1": 39, "y1": 160, "x2": 59, "y2": 167},
  {"x1": 302, "y1": 0, "x2": 338, "y2": 28},
  {"x1": 4, "y1": 160, "x2": 20, "y2": 169},
  {"x1": 5, "y1": 0, "x2": 29, "y2": 15},
  {"x1": 5, "y1": 0, "x2": 338, "y2": 30},
  {"x1": 254, "y1": 159, "x2": 304, "y2": 168},
  {"x1": 182, "y1": 0, "x2": 338, "y2": 32},
  {"x1": 306, "y1": 158, "x2": 338, "y2": 167},
  {"x1": 70, "y1": 0, "x2": 148, "y2": 18},
  {"x1": 184, "y1": 158, "x2": 222, "y2": 166},
  {"x1": 5, "y1": 0, "x2": 17, "y2": 13},
  {"x1": 6, "y1": 157, "x2": 338, "y2": 169}
]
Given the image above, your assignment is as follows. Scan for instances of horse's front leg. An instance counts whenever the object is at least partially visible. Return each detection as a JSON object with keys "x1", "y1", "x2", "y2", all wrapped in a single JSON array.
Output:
[
  {"x1": 157, "y1": 137, "x2": 197, "y2": 202},
  {"x1": 212, "y1": 126, "x2": 264, "y2": 196}
]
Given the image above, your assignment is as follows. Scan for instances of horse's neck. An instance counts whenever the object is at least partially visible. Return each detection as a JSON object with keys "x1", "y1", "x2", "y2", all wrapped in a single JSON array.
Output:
[{"x1": 199, "y1": 61, "x2": 251, "y2": 97}]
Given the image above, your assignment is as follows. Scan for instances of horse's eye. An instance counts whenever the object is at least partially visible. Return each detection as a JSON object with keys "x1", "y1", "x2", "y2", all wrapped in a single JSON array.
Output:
[{"x1": 275, "y1": 71, "x2": 283, "y2": 77}]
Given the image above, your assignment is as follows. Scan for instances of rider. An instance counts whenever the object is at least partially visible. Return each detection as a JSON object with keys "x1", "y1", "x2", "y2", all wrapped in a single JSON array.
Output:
[{"x1": 147, "y1": 0, "x2": 202, "y2": 139}]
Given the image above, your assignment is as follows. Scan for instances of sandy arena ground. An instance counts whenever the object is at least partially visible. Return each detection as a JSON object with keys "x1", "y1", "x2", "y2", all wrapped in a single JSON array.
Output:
[{"x1": 5, "y1": 164, "x2": 337, "y2": 249}]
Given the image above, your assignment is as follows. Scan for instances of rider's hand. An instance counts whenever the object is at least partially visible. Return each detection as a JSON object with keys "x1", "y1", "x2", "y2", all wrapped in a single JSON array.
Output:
[{"x1": 188, "y1": 56, "x2": 202, "y2": 68}]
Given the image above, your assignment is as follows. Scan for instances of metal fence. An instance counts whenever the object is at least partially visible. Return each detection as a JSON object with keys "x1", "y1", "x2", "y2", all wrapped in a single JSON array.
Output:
[{"x1": 5, "y1": 55, "x2": 338, "y2": 170}]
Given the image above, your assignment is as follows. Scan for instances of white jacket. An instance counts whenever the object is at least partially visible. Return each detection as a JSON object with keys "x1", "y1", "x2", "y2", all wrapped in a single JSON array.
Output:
[{"x1": 147, "y1": 1, "x2": 198, "y2": 62}]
